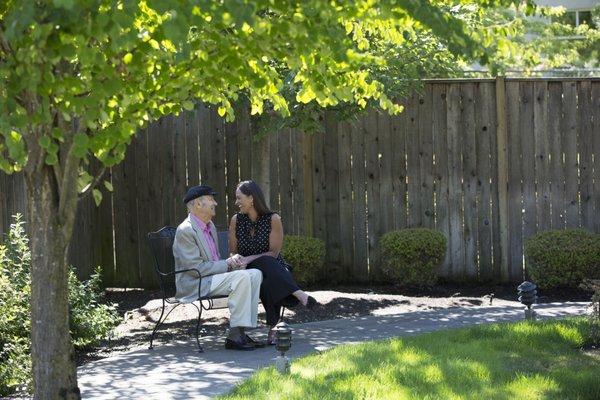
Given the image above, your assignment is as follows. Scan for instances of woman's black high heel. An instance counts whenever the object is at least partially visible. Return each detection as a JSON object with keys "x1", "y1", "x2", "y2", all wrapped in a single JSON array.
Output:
[{"x1": 306, "y1": 295, "x2": 318, "y2": 310}]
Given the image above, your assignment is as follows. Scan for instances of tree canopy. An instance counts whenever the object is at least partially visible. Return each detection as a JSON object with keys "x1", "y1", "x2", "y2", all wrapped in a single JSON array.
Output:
[{"x1": 1, "y1": 0, "x2": 531, "y2": 184}]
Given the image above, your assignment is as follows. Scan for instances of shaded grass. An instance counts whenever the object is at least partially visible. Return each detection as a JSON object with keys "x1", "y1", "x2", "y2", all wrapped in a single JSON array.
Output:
[{"x1": 219, "y1": 318, "x2": 600, "y2": 400}]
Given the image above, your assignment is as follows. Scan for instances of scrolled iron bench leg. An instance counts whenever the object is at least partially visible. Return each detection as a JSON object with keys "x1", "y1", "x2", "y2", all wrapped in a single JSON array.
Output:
[
  {"x1": 149, "y1": 299, "x2": 181, "y2": 350},
  {"x1": 149, "y1": 298, "x2": 167, "y2": 349},
  {"x1": 191, "y1": 302, "x2": 204, "y2": 353}
]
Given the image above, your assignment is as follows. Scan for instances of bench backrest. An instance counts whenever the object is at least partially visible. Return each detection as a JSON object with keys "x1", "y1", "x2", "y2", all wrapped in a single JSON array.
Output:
[
  {"x1": 147, "y1": 226, "x2": 177, "y2": 297},
  {"x1": 147, "y1": 226, "x2": 230, "y2": 295}
]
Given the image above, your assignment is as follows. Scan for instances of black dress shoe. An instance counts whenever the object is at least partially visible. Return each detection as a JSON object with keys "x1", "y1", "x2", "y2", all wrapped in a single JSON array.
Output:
[
  {"x1": 225, "y1": 337, "x2": 255, "y2": 351},
  {"x1": 245, "y1": 334, "x2": 266, "y2": 348}
]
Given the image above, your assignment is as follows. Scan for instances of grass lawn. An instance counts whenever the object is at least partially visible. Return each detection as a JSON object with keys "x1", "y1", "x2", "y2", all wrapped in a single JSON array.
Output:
[{"x1": 220, "y1": 318, "x2": 600, "y2": 400}]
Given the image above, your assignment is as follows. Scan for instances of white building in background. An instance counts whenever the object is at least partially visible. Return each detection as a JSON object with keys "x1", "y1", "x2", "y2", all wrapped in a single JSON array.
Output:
[{"x1": 536, "y1": 0, "x2": 599, "y2": 26}]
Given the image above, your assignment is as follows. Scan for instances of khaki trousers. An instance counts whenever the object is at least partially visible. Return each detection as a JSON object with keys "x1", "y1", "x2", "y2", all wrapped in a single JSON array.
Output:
[{"x1": 207, "y1": 269, "x2": 262, "y2": 328}]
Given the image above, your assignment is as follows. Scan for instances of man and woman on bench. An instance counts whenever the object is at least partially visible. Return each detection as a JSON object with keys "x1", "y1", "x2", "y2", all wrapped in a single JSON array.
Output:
[{"x1": 172, "y1": 180, "x2": 318, "y2": 351}]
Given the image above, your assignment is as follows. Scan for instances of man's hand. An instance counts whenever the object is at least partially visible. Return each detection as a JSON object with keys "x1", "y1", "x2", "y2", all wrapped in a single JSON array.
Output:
[{"x1": 226, "y1": 254, "x2": 246, "y2": 271}]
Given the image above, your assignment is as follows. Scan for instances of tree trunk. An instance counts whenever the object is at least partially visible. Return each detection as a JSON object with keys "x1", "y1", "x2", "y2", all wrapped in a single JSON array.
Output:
[{"x1": 26, "y1": 166, "x2": 80, "y2": 399}]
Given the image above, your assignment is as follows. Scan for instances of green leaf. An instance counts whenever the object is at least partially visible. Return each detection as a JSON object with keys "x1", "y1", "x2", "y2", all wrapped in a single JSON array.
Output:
[
  {"x1": 122, "y1": 53, "x2": 133, "y2": 64},
  {"x1": 182, "y1": 101, "x2": 194, "y2": 111},
  {"x1": 92, "y1": 189, "x2": 102, "y2": 206},
  {"x1": 38, "y1": 136, "x2": 51, "y2": 149},
  {"x1": 103, "y1": 180, "x2": 113, "y2": 192}
]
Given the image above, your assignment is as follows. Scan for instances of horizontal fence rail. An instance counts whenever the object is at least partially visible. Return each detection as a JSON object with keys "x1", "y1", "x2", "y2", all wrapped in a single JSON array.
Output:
[{"x1": 1, "y1": 78, "x2": 599, "y2": 287}]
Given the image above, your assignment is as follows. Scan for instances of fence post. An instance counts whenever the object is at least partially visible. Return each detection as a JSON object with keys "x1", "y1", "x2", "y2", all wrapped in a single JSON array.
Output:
[{"x1": 495, "y1": 76, "x2": 510, "y2": 282}]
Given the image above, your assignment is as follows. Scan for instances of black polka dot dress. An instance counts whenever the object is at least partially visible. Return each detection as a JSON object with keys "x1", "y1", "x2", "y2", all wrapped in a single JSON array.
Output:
[{"x1": 235, "y1": 212, "x2": 300, "y2": 325}]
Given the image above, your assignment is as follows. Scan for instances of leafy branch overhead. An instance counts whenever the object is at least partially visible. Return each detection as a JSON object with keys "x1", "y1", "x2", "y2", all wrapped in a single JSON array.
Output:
[{"x1": 0, "y1": 1, "x2": 535, "y2": 179}]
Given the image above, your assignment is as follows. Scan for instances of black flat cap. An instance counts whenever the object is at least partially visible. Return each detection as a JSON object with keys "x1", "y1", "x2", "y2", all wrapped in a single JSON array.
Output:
[{"x1": 183, "y1": 185, "x2": 217, "y2": 203}]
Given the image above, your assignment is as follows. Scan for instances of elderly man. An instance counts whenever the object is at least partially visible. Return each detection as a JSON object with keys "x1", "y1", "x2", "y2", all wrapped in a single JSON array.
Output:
[{"x1": 173, "y1": 185, "x2": 264, "y2": 350}]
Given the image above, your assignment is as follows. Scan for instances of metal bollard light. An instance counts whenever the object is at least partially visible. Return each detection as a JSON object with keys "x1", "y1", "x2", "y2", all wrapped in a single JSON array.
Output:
[
  {"x1": 274, "y1": 321, "x2": 292, "y2": 374},
  {"x1": 517, "y1": 281, "x2": 538, "y2": 320}
]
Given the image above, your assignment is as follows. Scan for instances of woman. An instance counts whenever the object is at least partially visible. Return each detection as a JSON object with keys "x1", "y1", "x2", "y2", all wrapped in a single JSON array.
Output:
[{"x1": 229, "y1": 180, "x2": 317, "y2": 344}]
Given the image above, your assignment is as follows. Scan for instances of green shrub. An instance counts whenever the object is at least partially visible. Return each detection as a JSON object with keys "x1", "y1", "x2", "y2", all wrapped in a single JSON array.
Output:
[
  {"x1": 380, "y1": 228, "x2": 447, "y2": 287},
  {"x1": 282, "y1": 235, "x2": 326, "y2": 285},
  {"x1": 0, "y1": 214, "x2": 120, "y2": 396},
  {"x1": 524, "y1": 229, "x2": 600, "y2": 289}
]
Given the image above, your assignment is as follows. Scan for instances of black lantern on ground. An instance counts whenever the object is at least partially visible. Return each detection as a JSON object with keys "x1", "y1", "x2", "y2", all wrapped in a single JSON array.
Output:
[
  {"x1": 517, "y1": 281, "x2": 538, "y2": 320},
  {"x1": 274, "y1": 321, "x2": 292, "y2": 374}
]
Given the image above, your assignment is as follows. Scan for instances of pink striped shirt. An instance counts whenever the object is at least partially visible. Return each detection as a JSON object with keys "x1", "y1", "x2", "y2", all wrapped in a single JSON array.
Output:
[{"x1": 190, "y1": 214, "x2": 220, "y2": 262}]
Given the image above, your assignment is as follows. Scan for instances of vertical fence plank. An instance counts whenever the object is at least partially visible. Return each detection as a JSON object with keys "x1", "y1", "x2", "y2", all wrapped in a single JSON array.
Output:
[
  {"x1": 173, "y1": 114, "x2": 188, "y2": 225},
  {"x1": 391, "y1": 99, "x2": 408, "y2": 231},
  {"x1": 185, "y1": 110, "x2": 200, "y2": 187},
  {"x1": 301, "y1": 132, "x2": 314, "y2": 236},
  {"x1": 534, "y1": 81, "x2": 550, "y2": 232},
  {"x1": 211, "y1": 111, "x2": 228, "y2": 228},
  {"x1": 279, "y1": 129, "x2": 294, "y2": 228},
  {"x1": 520, "y1": 82, "x2": 536, "y2": 279},
  {"x1": 338, "y1": 121, "x2": 354, "y2": 276},
  {"x1": 495, "y1": 78, "x2": 510, "y2": 282},
  {"x1": 578, "y1": 81, "x2": 594, "y2": 231},
  {"x1": 506, "y1": 82, "x2": 524, "y2": 281},
  {"x1": 312, "y1": 129, "x2": 327, "y2": 245},
  {"x1": 548, "y1": 82, "x2": 565, "y2": 230},
  {"x1": 419, "y1": 86, "x2": 435, "y2": 228},
  {"x1": 134, "y1": 128, "x2": 154, "y2": 288},
  {"x1": 296, "y1": 132, "x2": 307, "y2": 235},
  {"x1": 238, "y1": 107, "x2": 253, "y2": 182},
  {"x1": 475, "y1": 82, "x2": 494, "y2": 281},
  {"x1": 268, "y1": 131, "x2": 280, "y2": 213},
  {"x1": 289, "y1": 130, "x2": 302, "y2": 234},
  {"x1": 446, "y1": 84, "x2": 464, "y2": 278},
  {"x1": 198, "y1": 105, "x2": 212, "y2": 186},
  {"x1": 324, "y1": 114, "x2": 341, "y2": 278},
  {"x1": 351, "y1": 117, "x2": 368, "y2": 281},
  {"x1": 406, "y1": 93, "x2": 421, "y2": 227},
  {"x1": 562, "y1": 81, "x2": 580, "y2": 228},
  {"x1": 489, "y1": 80, "x2": 502, "y2": 281},
  {"x1": 461, "y1": 83, "x2": 478, "y2": 279},
  {"x1": 378, "y1": 112, "x2": 394, "y2": 235},
  {"x1": 365, "y1": 110, "x2": 382, "y2": 279},
  {"x1": 97, "y1": 169, "x2": 115, "y2": 286},
  {"x1": 224, "y1": 118, "x2": 240, "y2": 222},
  {"x1": 112, "y1": 133, "x2": 141, "y2": 287},
  {"x1": 432, "y1": 84, "x2": 451, "y2": 277}
]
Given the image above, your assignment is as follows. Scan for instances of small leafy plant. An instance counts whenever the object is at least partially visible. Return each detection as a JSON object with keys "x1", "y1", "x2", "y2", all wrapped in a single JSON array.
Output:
[{"x1": 0, "y1": 214, "x2": 119, "y2": 396}]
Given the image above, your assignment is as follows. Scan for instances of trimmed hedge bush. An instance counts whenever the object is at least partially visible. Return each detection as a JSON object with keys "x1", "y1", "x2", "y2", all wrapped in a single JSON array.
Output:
[
  {"x1": 380, "y1": 228, "x2": 446, "y2": 287},
  {"x1": 282, "y1": 235, "x2": 326, "y2": 285},
  {"x1": 524, "y1": 229, "x2": 600, "y2": 289},
  {"x1": 0, "y1": 214, "x2": 120, "y2": 396}
]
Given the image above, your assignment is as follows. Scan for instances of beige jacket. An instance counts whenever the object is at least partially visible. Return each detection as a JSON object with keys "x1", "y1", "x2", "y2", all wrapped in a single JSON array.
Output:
[{"x1": 172, "y1": 215, "x2": 228, "y2": 303}]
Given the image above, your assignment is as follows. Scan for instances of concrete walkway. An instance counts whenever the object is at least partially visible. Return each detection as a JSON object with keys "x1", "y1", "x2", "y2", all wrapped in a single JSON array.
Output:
[{"x1": 77, "y1": 302, "x2": 589, "y2": 400}]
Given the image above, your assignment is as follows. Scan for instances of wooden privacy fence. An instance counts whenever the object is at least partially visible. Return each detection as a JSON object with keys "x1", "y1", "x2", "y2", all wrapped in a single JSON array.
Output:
[{"x1": 1, "y1": 77, "x2": 599, "y2": 287}]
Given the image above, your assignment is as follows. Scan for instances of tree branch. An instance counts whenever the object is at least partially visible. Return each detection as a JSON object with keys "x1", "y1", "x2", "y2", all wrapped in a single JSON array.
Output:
[{"x1": 78, "y1": 166, "x2": 107, "y2": 200}]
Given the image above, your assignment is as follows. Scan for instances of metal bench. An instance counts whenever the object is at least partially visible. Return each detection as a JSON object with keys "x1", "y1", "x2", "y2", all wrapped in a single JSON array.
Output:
[
  {"x1": 146, "y1": 226, "x2": 230, "y2": 353},
  {"x1": 147, "y1": 227, "x2": 287, "y2": 352}
]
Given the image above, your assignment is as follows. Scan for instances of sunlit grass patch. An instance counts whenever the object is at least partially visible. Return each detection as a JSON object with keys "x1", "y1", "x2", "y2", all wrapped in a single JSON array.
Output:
[{"x1": 220, "y1": 318, "x2": 600, "y2": 400}]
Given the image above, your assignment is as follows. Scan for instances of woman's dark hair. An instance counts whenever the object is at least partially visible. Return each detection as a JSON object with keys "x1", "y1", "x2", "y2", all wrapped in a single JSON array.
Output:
[{"x1": 237, "y1": 180, "x2": 272, "y2": 216}]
